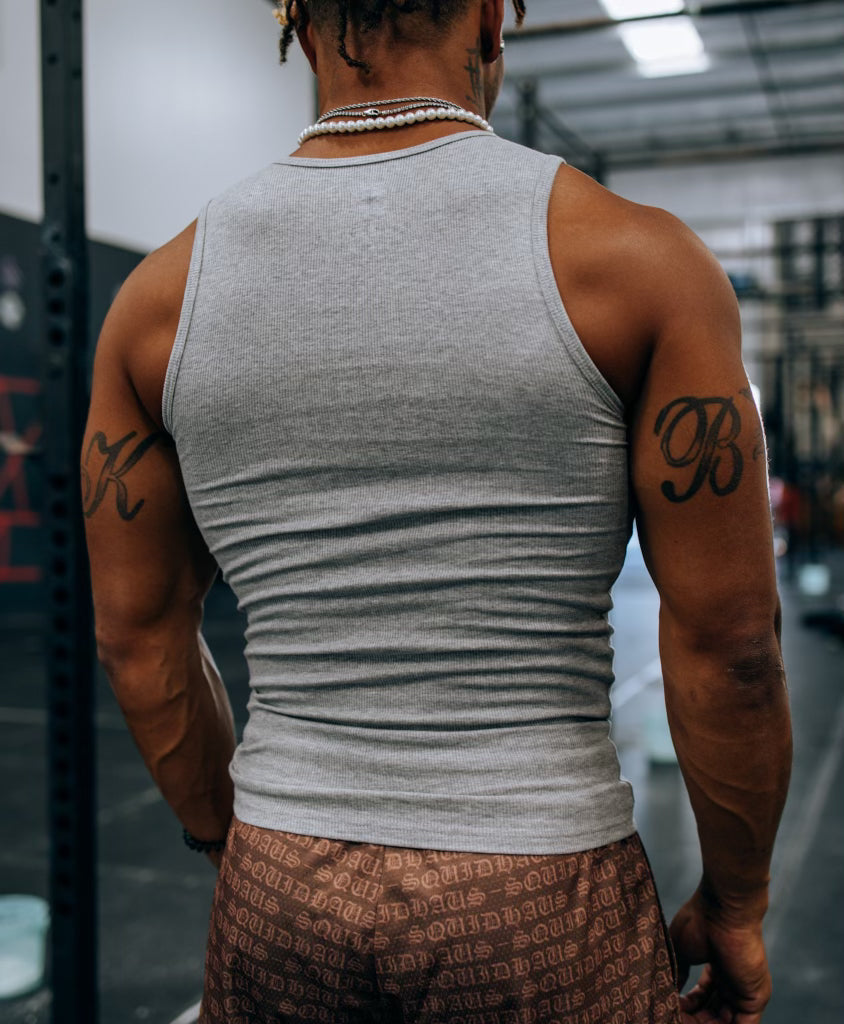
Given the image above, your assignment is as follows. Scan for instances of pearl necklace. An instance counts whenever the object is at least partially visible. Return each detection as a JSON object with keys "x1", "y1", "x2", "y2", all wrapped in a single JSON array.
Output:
[{"x1": 297, "y1": 96, "x2": 493, "y2": 147}]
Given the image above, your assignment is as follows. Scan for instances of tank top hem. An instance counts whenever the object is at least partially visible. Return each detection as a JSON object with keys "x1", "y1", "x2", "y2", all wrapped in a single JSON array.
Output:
[{"x1": 231, "y1": 795, "x2": 637, "y2": 856}]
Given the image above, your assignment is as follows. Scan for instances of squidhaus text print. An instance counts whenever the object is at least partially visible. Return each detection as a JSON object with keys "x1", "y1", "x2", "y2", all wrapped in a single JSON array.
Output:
[{"x1": 201, "y1": 822, "x2": 680, "y2": 1024}]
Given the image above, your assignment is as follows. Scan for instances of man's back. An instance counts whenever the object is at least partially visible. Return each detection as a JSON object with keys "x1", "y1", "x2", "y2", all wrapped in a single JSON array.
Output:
[{"x1": 161, "y1": 131, "x2": 635, "y2": 853}]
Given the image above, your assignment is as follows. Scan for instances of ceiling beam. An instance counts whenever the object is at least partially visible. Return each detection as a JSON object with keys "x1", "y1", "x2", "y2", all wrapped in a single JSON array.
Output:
[
  {"x1": 741, "y1": 9, "x2": 795, "y2": 142},
  {"x1": 530, "y1": 101, "x2": 844, "y2": 142},
  {"x1": 501, "y1": 35, "x2": 844, "y2": 83},
  {"x1": 599, "y1": 134, "x2": 844, "y2": 169},
  {"x1": 503, "y1": 0, "x2": 841, "y2": 41},
  {"x1": 501, "y1": 71, "x2": 843, "y2": 115}
]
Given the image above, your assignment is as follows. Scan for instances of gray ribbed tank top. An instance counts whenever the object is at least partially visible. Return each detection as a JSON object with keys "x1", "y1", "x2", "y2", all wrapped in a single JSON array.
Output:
[{"x1": 164, "y1": 131, "x2": 634, "y2": 854}]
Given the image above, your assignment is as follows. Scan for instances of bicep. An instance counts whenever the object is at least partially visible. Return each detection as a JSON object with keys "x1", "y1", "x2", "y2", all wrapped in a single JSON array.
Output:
[
  {"x1": 82, "y1": 294, "x2": 216, "y2": 655},
  {"x1": 631, "y1": 249, "x2": 777, "y2": 645}
]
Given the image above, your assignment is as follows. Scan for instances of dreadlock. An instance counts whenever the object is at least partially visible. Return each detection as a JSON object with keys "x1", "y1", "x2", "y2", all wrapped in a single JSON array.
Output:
[{"x1": 274, "y1": 0, "x2": 527, "y2": 71}]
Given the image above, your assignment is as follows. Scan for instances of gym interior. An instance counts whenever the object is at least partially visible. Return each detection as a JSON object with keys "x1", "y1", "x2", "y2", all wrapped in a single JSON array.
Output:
[{"x1": 0, "y1": 1, "x2": 842, "y2": 1022}]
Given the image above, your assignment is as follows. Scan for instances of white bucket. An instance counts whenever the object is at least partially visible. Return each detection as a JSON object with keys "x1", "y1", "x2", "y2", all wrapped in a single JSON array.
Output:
[
  {"x1": 798, "y1": 563, "x2": 831, "y2": 596},
  {"x1": 0, "y1": 895, "x2": 50, "y2": 999}
]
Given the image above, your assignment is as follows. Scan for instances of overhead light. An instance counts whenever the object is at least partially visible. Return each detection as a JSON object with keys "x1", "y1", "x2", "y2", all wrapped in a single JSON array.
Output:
[
  {"x1": 600, "y1": 0, "x2": 684, "y2": 18},
  {"x1": 599, "y1": 1, "x2": 710, "y2": 78},
  {"x1": 620, "y1": 17, "x2": 710, "y2": 76}
]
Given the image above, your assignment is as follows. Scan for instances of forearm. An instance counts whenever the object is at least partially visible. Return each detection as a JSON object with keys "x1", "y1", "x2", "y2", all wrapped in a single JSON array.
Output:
[
  {"x1": 661, "y1": 614, "x2": 792, "y2": 923},
  {"x1": 99, "y1": 627, "x2": 236, "y2": 842}
]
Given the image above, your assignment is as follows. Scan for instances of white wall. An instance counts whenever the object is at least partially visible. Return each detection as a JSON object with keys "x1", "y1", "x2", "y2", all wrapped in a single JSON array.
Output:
[
  {"x1": 609, "y1": 152, "x2": 844, "y2": 233},
  {"x1": 0, "y1": 0, "x2": 42, "y2": 224},
  {"x1": 0, "y1": 0, "x2": 314, "y2": 251}
]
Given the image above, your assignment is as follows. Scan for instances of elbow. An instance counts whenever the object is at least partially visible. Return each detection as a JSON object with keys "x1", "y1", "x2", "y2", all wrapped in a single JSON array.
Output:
[
  {"x1": 664, "y1": 603, "x2": 787, "y2": 703},
  {"x1": 700, "y1": 621, "x2": 784, "y2": 684},
  {"x1": 95, "y1": 625, "x2": 158, "y2": 706},
  {"x1": 93, "y1": 591, "x2": 203, "y2": 674},
  {"x1": 664, "y1": 583, "x2": 782, "y2": 659},
  {"x1": 95, "y1": 618, "x2": 157, "y2": 676},
  {"x1": 721, "y1": 633, "x2": 786, "y2": 704},
  {"x1": 95, "y1": 627, "x2": 132, "y2": 678},
  {"x1": 95, "y1": 623, "x2": 195, "y2": 719}
]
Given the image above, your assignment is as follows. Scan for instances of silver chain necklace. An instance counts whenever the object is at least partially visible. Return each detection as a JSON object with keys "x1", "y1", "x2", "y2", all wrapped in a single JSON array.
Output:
[
  {"x1": 317, "y1": 96, "x2": 455, "y2": 123},
  {"x1": 298, "y1": 95, "x2": 493, "y2": 147}
]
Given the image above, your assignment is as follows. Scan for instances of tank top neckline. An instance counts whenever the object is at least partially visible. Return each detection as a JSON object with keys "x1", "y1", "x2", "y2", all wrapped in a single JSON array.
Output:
[{"x1": 277, "y1": 129, "x2": 493, "y2": 168}]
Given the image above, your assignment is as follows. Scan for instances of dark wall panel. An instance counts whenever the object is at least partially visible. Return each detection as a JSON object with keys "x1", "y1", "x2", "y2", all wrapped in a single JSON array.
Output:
[{"x1": 0, "y1": 212, "x2": 145, "y2": 621}]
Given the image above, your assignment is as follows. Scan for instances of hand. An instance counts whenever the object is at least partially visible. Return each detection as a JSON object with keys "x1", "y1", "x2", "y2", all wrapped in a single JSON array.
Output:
[{"x1": 669, "y1": 888, "x2": 772, "y2": 1023}]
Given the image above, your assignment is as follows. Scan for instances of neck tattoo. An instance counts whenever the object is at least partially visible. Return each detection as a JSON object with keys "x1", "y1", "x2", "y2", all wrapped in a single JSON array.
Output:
[{"x1": 298, "y1": 95, "x2": 493, "y2": 147}]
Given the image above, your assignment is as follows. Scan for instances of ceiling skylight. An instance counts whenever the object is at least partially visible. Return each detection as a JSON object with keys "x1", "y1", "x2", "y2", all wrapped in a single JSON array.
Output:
[
  {"x1": 599, "y1": 0, "x2": 711, "y2": 78},
  {"x1": 601, "y1": 0, "x2": 684, "y2": 17}
]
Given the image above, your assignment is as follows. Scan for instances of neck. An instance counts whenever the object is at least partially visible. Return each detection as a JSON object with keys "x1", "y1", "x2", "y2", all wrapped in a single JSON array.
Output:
[
  {"x1": 292, "y1": 36, "x2": 500, "y2": 158},
  {"x1": 316, "y1": 39, "x2": 488, "y2": 120}
]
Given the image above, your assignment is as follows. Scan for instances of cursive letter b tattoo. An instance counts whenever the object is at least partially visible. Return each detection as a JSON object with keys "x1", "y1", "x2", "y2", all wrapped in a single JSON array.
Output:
[
  {"x1": 654, "y1": 396, "x2": 743, "y2": 503},
  {"x1": 82, "y1": 430, "x2": 162, "y2": 520}
]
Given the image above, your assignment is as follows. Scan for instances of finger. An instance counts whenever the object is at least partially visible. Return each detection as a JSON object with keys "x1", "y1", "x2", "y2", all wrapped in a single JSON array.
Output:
[
  {"x1": 680, "y1": 986, "x2": 708, "y2": 1014},
  {"x1": 680, "y1": 1007, "x2": 726, "y2": 1023},
  {"x1": 680, "y1": 967, "x2": 715, "y2": 1012}
]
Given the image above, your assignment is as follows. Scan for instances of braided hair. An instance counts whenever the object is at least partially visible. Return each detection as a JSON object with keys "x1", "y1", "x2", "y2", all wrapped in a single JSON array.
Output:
[{"x1": 275, "y1": 0, "x2": 527, "y2": 71}]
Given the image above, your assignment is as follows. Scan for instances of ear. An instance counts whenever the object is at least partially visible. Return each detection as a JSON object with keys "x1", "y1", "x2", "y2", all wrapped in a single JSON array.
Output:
[
  {"x1": 293, "y1": 2, "x2": 318, "y2": 74},
  {"x1": 480, "y1": 0, "x2": 506, "y2": 64}
]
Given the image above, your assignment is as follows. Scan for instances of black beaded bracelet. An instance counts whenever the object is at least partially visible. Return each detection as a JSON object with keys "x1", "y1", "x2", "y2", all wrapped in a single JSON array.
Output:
[{"x1": 182, "y1": 827, "x2": 227, "y2": 853}]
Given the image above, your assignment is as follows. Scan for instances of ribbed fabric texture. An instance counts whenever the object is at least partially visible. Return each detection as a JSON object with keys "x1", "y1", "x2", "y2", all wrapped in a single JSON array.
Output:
[{"x1": 164, "y1": 131, "x2": 634, "y2": 854}]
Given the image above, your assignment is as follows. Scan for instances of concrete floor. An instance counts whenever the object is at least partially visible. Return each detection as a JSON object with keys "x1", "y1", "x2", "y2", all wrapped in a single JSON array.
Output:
[{"x1": 1, "y1": 540, "x2": 842, "y2": 1024}]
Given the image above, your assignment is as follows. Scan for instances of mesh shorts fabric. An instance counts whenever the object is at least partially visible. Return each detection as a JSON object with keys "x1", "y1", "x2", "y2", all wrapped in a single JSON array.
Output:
[{"x1": 200, "y1": 818, "x2": 681, "y2": 1024}]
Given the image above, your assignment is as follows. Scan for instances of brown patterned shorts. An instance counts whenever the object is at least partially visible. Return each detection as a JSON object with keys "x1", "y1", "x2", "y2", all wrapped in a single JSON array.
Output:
[{"x1": 200, "y1": 818, "x2": 681, "y2": 1024}]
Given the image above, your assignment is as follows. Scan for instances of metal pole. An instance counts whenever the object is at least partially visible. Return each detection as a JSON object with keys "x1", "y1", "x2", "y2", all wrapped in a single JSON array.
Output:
[
  {"x1": 39, "y1": 2, "x2": 98, "y2": 1022},
  {"x1": 535, "y1": 105, "x2": 601, "y2": 165},
  {"x1": 518, "y1": 79, "x2": 539, "y2": 151},
  {"x1": 812, "y1": 218, "x2": 827, "y2": 311}
]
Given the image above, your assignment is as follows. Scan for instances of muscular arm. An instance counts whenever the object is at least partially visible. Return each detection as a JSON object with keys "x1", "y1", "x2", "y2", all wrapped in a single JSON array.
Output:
[
  {"x1": 82, "y1": 231, "x2": 235, "y2": 860},
  {"x1": 630, "y1": 216, "x2": 792, "y2": 1020}
]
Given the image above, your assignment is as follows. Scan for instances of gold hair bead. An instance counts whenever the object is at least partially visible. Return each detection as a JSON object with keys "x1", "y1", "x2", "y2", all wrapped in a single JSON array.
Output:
[{"x1": 273, "y1": 2, "x2": 288, "y2": 29}]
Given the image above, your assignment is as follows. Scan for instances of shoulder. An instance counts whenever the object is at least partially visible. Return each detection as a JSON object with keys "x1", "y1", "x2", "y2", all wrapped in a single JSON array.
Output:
[
  {"x1": 114, "y1": 220, "x2": 197, "y2": 333},
  {"x1": 94, "y1": 221, "x2": 197, "y2": 430},
  {"x1": 547, "y1": 164, "x2": 739, "y2": 410},
  {"x1": 551, "y1": 164, "x2": 734, "y2": 320}
]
